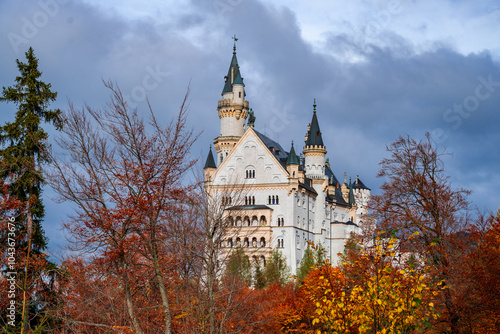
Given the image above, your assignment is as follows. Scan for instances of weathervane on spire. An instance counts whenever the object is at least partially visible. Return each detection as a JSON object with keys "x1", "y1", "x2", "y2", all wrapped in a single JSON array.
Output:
[
  {"x1": 313, "y1": 98, "x2": 317, "y2": 113},
  {"x1": 232, "y1": 34, "x2": 238, "y2": 53}
]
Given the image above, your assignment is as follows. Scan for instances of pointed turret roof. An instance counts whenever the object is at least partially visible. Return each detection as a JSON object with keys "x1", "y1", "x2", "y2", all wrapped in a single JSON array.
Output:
[
  {"x1": 286, "y1": 141, "x2": 299, "y2": 165},
  {"x1": 222, "y1": 41, "x2": 244, "y2": 94},
  {"x1": 204, "y1": 145, "x2": 216, "y2": 169},
  {"x1": 305, "y1": 99, "x2": 324, "y2": 147},
  {"x1": 348, "y1": 180, "x2": 356, "y2": 205},
  {"x1": 353, "y1": 175, "x2": 371, "y2": 190}
]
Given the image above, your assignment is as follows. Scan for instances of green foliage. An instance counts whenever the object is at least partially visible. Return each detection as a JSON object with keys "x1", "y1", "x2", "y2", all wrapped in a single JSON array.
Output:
[
  {"x1": 296, "y1": 244, "x2": 315, "y2": 281},
  {"x1": 0, "y1": 47, "x2": 62, "y2": 251},
  {"x1": 226, "y1": 247, "x2": 252, "y2": 283},
  {"x1": 261, "y1": 248, "x2": 290, "y2": 287},
  {"x1": 0, "y1": 47, "x2": 63, "y2": 332}
]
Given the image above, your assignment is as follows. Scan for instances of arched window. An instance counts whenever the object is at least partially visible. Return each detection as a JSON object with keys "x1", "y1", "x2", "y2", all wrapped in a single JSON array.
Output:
[
  {"x1": 260, "y1": 237, "x2": 266, "y2": 248},
  {"x1": 236, "y1": 237, "x2": 241, "y2": 247},
  {"x1": 276, "y1": 196, "x2": 279, "y2": 204},
  {"x1": 244, "y1": 238, "x2": 249, "y2": 247},
  {"x1": 252, "y1": 237, "x2": 257, "y2": 247},
  {"x1": 260, "y1": 216, "x2": 267, "y2": 226},
  {"x1": 268, "y1": 196, "x2": 271, "y2": 204},
  {"x1": 227, "y1": 238, "x2": 233, "y2": 248},
  {"x1": 252, "y1": 196, "x2": 255, "y2": 205},
  {"x1": 261, "y1": 256, "x2": 266, "y2": 267},
  {"x1": 272, "y1": 196, "x2": 275, "y2": 204},
  {"x1": 277, "y1": 239, "x2": 284, "y2": 248}
]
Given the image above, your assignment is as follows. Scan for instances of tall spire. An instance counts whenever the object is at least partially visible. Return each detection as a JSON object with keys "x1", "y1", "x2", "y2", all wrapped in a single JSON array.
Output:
[
  {"x1": 204, "y1": 145, "x2": 216, "y2": 169},
  {"x1": 286, "y1": 141, "x2": 299, "y2": 165},
  {"x1": 305, "y1": 99, "x2": 324, "y2": 147},
  {"x1": 222, "y1": 35, "x2": 244, "y2": 95}
]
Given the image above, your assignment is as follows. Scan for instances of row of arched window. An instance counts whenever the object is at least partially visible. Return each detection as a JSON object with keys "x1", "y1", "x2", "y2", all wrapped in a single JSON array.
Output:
[
  {"x1": 268, "y1": 195, "x2": 279, "y2": 205},
  {"x1": 228, "y1": 215, "x2": 267, "y2": 227},
  {"x1": 226, "y1": 237, "x2": 267, "y2": 248}
]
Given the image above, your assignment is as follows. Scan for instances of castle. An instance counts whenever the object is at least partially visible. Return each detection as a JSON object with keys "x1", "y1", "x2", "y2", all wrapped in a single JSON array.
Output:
[{"x1": 203, "y1": 42, "x2": 370, "y2": 273}]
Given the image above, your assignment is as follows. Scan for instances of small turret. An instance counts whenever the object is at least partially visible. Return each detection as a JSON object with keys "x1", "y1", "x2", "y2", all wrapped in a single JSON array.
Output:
[
  {"x1": 204, "y1": 145, "x2": 217, "y2": 183},
  {"x1": 286, "y1": 141, "x2": 299, "y2": 179}
]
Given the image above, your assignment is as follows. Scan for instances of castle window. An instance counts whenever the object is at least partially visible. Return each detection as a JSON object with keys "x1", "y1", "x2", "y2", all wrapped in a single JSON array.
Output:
[
  {"x1": 245, "y1": 168, "x2": 255, "y2": 179},
  {"x1": 277, "y1": 217, "x2": 284, "y2": 227},
  {"x1": 260, "y1": 237, "x2": 266, "y2": 248},
  {"x1": 236, "y1": 237, "x2": 241, "y2": 247},
  {"x1": 272, "y1": 196, "x2": 275, "y2": 204},
  {"x1": 227, "y1": 238, "x2": 233, "y2": 248},
  {"x1": 268, "y1": 196, "x2": 271, "y2": 204},
  {"x1": 277, "y1": 238, "x2": 284, "y2": 248},
  {"x1": 252, "y1": 237, "x2": 257, "y2": 247},
  {"x1": 261, "y1": 256, "x2": 266, "y2": 267},
  {"x1": 276, "y1": 196, "x2": 279, "y2": 204},
  {"x1": 238, "y1": 92, "x2": 241, "y2": 98},
  {"x1": 244, "y1": 237, "x2": 249, "y2": 247},
  {"x1": 260, "y1": 216, "x2": 267, "y2": 226}
]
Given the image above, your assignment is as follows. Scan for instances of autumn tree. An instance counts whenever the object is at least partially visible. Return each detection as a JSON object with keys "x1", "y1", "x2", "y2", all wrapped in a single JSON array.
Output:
[
  {"x1": 48, "y1": 81, "x2": 197, "y2": 334},
  {"x1": 457, "y1": 213, "x2": 500, "y2": 332},
  {"x1": 369, "y1": 133, "x2": 472, "y2": 333},
  {"x1": 0, "y1": 47, "x2": 63, "y2": 333},
  {"x1": 281, "y1": 235, "x2": 441, "y2": 333}
]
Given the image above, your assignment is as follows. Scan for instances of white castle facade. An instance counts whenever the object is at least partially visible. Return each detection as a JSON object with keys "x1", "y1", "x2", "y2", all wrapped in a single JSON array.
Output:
[{"x1": 203, "y1": 44, "x2": 371, "y2": 274}]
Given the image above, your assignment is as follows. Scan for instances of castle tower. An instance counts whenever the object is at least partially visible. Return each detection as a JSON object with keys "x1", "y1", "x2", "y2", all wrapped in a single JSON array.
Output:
[
  {"x1": 303, "y1": 100, "x2": 328, "y2": 235},
  {"x1": 303, "y1": 100, "x2": 327, "y2": 178},
  {"x1": 213, "y1": 38, "x2": 249, "y2": 165}
]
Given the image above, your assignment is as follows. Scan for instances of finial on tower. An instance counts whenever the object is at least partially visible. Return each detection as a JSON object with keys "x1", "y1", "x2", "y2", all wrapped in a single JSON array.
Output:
[
  {"x1": 232, "y1": 34, "x2": 238, "y2": 53},
  {"x1": 313, "y1": 98, "x2": 317, "y2": 113}
]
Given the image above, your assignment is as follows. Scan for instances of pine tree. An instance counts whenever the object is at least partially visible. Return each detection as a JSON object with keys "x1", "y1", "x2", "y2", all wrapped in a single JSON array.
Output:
[
  {"x1": 296, "y1": 244, "x2": 315, "y2": 281},
  {"x1": 262, "y1": 248, "x2": 290, "y2": 287},
  {"x1": 0, "y1": 47, "x2": 62, "y2": 332}
]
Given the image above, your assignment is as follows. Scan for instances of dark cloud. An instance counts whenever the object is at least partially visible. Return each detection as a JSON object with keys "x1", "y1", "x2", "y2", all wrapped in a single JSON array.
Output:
[{"x1": 1, "y1": 0, "x2": 499, "y2": 252}]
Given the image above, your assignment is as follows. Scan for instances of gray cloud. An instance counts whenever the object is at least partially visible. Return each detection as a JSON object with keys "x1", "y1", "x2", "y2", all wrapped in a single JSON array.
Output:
[{"x1": 1, "y1": 0, "x2": 499, "y2": 252}]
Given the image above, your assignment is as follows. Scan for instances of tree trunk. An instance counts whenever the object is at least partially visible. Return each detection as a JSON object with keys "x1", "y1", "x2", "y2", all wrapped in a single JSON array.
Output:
[
  {"x1": 121, "y1": 261, "x2": 144, "y2": 334},
  {"x1": 152, "y1": 250, "x2": 172, "y2": 334}
]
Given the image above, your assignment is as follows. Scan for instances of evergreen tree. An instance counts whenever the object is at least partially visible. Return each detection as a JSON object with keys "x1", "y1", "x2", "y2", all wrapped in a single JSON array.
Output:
[
  {"x1": 0, "y1": 47, "x2": 62, "y2": 332},
  {"x1": 296, "y1": 244, "x2": 315, "y2": 281},
  {"x1": 262, "y1": 248, "x2": 290, "y2": 287},
  {"x1": 297, "y1": 243, "x2": 327, "y2": 281},
  {"x1": 226, "y1": 247, "x2": 252, "y2": 283}
]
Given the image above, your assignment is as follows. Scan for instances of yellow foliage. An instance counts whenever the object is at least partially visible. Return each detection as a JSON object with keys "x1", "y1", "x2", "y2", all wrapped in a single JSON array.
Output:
[{"x1": 299, "y1": 235, "x2": 441, "y2": 333}]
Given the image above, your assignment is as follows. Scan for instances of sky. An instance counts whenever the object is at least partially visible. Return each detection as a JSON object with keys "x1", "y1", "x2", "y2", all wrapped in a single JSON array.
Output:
[{"x1": 1, "y1": 0, "x2": 499, "y2": 254}]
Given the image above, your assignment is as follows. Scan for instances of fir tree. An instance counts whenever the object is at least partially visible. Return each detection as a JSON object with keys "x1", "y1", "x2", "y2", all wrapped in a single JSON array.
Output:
[
  {"x1": 0, "y1": 47, "x2": 62, "y2": 332},
  {"x1": 262, "y1": 248, "x2": 290, "y2": 287},
  {"x1": 296, "y1": 244, "x2": 315, "y2": 281}
]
